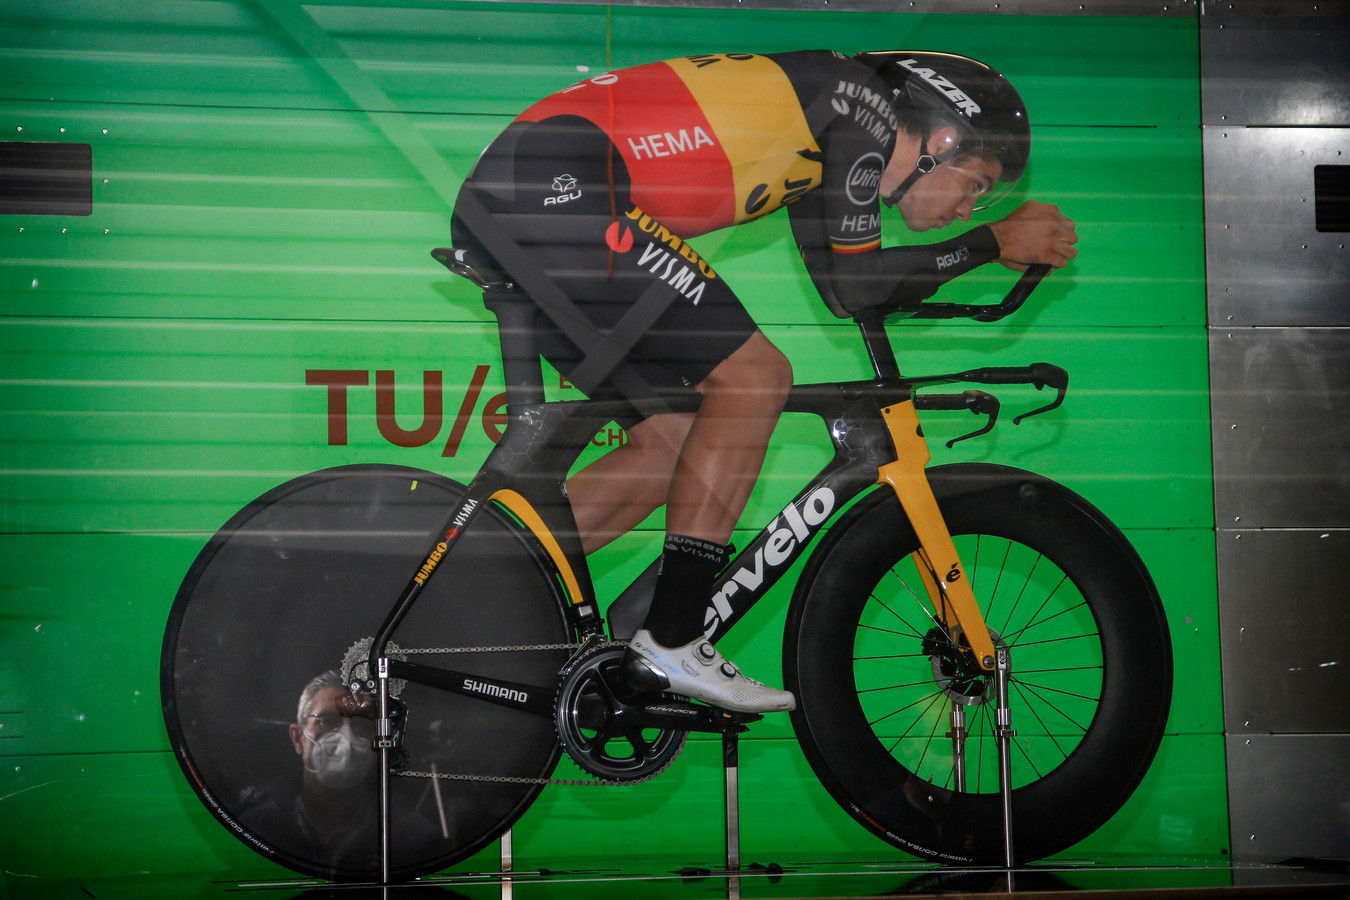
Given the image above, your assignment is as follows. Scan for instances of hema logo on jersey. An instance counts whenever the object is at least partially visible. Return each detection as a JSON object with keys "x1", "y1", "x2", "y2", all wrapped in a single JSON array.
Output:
[
  {"x1": 627, "y1": 127, "x2": 716, "y2": 160},
  {"x1": 703, "y1": 487, "x2": 836, "y2": 635}
]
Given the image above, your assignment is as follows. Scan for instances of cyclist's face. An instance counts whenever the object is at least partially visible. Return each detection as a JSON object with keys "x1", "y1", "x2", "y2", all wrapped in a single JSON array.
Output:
[{"x1": 896, "y1": 154, "x2": 1002, "y2": 232}]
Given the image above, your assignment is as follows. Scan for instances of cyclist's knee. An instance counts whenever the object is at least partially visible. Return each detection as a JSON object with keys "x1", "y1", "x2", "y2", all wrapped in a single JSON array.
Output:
[{"x1": 701, "y1": 332, "x2": 793, "y2": 404}]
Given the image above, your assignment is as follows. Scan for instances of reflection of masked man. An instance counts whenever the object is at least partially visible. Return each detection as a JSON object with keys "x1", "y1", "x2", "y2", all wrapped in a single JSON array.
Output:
[
  {"x1": 290, "y1": 678, "x2": 377, "y2": 792},
  {"x1": 240, "y1": 670, "x2": 444, "y2": 878}
]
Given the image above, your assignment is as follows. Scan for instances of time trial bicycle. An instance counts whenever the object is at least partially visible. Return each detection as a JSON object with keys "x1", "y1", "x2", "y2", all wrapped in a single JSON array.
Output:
[{"x1": 161, "y1": 248, "x2": 1172, "y2": 882}]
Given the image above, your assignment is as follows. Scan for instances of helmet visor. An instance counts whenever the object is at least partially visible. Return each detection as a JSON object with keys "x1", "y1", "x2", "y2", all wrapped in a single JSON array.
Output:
[{"x1": 940, "y1": 155, "x2": 1018, "y2": 213}]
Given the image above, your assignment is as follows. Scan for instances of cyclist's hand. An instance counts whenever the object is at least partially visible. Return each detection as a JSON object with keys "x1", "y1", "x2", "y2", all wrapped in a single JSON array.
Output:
[{"x1": 987, "y1": 201, "x2": 1078, "y2": 272}]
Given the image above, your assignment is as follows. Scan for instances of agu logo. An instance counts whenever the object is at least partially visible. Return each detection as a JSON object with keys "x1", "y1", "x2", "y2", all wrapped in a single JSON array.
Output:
[{"x1": 545, "y1": 173, "x2": 581, "y2": 206}]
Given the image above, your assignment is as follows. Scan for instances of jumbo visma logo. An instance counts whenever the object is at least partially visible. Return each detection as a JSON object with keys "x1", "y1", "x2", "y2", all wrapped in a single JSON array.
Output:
[{"x1": 606, "y1": 206, "x2": 719, "y2": 305}]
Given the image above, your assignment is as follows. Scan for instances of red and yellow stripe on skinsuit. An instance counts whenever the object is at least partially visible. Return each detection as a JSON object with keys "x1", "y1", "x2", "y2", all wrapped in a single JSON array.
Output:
[{"x1": 517, "y1": 54, "x2": 823, "y2": 237}]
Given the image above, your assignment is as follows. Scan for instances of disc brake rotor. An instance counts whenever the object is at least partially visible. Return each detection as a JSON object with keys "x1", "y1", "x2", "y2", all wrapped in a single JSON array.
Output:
[{"x1": 922, "y1": 624, "x2": 1008, "y2": 706}]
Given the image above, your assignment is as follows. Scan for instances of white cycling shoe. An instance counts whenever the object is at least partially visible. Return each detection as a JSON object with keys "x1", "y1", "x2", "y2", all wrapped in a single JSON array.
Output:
[{"x1": 624, "y1": 629, "x2": 797, "y2": 714}]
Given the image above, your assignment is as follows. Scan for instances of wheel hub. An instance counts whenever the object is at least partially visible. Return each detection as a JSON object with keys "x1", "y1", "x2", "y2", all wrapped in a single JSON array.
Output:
[{"x1": 922, "y1": 624, "x2": 1008, "y2": 706}]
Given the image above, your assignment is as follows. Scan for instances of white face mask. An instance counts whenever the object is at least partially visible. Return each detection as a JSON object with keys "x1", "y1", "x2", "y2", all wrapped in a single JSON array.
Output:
[{"x1": 303, "y1": 721, "x2": 375, "y2": 790}]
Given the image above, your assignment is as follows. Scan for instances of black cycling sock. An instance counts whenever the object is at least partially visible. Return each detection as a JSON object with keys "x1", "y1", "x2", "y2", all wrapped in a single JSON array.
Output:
[{"x1": 641, "y1": 533, "x2": 729, "y2": 648}]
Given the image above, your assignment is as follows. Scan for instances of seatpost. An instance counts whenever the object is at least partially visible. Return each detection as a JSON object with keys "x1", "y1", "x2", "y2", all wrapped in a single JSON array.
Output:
[{"x1": 484, "y1": 291, "x2": 545, "y2": 410}]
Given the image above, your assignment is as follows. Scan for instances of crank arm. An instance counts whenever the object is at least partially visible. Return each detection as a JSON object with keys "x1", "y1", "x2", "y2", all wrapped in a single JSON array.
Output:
[{"x1": 626, "y1": 699, "x2": 763, "y2": 735}]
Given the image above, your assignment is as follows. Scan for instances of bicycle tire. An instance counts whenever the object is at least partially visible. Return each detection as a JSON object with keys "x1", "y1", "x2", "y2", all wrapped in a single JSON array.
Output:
[
  {"x1": 161, "y1": 464, "x2": 571, "y2": 881},
  {"x1": 785, "y1": 463, "x2": 1172, "y2": 865}
]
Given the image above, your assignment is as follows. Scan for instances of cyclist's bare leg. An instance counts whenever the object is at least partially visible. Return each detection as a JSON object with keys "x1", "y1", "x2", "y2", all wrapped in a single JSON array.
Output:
[
  {"x1": 568, "y1": 413, "x2": 694, "y2": 554},
  {"x1": 623, "y1": 330, "x2": 797, "y2": 713},
  {"x1": 567, "y1": 331, "x2": 791, "y2": 554},
  {"x1": 667, "y1": 330, "x2": 792, "y2": 545}
]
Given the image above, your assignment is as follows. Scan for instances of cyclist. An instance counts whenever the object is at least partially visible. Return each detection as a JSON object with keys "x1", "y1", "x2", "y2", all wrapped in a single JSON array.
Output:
[{"x1": 450, "y1": 50, "x2": 1077, "y2": 714}]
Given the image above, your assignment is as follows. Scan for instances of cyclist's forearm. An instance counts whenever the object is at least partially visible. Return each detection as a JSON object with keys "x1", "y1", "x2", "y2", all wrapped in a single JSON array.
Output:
[{"x1": 801, "y1": 225, "x2": 1001, "y2": 316}]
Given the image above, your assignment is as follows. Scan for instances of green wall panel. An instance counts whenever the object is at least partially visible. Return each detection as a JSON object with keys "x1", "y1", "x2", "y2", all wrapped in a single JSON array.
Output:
[
  {"x1": 0, "y1": 0, "x2": 1219, "y2": 888},
  {"x1": 2, "y1": 320, "x2": 1210, "y2": 534}
]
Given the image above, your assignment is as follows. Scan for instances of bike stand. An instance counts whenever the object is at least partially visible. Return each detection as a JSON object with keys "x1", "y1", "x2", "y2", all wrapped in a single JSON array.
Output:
[
  {"x1": 994, "y1": 647, "x2": 1016, "y2": 870},
  {"x1": 723, "y1": 729, "x2": 741, "y2": 872},
  {"x1": 500, "y1": 828, "x2": 514, "y2": 900}
]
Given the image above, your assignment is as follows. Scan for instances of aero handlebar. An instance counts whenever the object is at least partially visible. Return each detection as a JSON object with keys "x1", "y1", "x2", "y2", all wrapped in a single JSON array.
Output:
[{"x1": 905, "y1": 263, "x2": 1052, "y2": 323}]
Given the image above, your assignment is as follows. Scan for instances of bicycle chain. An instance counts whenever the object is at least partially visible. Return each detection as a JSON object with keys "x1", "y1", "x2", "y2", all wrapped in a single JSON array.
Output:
[
  {"x1": 394, "y1": 767, "x2": 663, "y2": 788},
  {"x1": 387, "y1": 640, "x2": 662, "y2": 788},
  {"x1": 395, "y1": 641, "x2": 599, "y2": 655}
]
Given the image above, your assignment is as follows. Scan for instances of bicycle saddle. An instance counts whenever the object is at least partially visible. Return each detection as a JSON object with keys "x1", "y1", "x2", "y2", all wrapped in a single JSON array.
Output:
[{"x1": 432, "y1": 247, "x2": 515, "y2": 291}]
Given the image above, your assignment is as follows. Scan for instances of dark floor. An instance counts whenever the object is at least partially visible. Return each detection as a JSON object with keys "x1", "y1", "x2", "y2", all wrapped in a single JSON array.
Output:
[{"x1": 26, "y1": 857, "x2": 1350, "y2": 900}]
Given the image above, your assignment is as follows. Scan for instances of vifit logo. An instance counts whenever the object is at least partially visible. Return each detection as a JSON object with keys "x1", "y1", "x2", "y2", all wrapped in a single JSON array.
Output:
[{"x1": 703, "y1": 487, "x2": 836, "y2": 635}]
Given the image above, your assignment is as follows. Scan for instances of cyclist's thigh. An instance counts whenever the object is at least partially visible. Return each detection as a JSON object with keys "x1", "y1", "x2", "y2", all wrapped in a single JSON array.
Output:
[{"x1": 456, "y1": 117, "x2": 759, "y2": 408}]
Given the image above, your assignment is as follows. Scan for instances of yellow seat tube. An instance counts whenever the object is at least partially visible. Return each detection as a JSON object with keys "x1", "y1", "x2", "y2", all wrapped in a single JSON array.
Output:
[
  {"x1": 490, "y1": 488, "x2": 586, "y2": 606},
  {"x1": 876, "y1": 401, "x2": 997, "y2": 671}
]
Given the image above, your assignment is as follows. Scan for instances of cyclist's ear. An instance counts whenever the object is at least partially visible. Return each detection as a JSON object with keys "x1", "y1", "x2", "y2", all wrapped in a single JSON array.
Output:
[
  {"x1": 289, "y1": 723, "x2": 305, "y2": 756},
  {"x1": 929, "y1": 125, "x2": 961, "y2": 155}
]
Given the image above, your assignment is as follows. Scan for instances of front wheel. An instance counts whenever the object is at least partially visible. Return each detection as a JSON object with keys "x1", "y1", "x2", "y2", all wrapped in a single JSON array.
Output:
[{"x1": 785, "y1": 464, "x2": 1172, "y2": 865}]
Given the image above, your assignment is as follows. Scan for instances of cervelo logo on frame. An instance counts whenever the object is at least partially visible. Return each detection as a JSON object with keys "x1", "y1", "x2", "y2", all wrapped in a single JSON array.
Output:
[
  {"x1": 703, "y1": 486, "x2": 836, "y2": 635},
  {"x1": 897, "y1": 59, "x2": 982, "y2": 118}
]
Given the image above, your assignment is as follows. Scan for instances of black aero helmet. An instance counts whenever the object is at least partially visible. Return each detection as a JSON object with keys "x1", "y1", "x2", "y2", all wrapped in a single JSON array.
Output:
[{"x1": 853, "y1": 51, "x2": 1030, "y2": 207}]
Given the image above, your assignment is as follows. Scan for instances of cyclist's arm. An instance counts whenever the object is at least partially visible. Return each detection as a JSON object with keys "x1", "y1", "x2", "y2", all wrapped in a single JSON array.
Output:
[{"x1": 787, "y1": 124, "x2": 1000, "y2": 319}]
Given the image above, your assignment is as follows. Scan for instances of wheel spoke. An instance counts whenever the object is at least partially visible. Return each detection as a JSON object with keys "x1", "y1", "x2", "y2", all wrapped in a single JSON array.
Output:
[
  {"x1": 882, "y1": 689, "x2": 947, "y2": 756},
  {"x1": 1011, "y1": 678, "x2": 1097, "y2": 731},
  {"x1": 1011, "y1": 679, "x2": 1074, "y2": 766}
]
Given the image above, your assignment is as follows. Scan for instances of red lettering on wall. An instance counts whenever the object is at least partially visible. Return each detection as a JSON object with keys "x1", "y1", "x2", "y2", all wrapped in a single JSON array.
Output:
[
  {"x1": 305, "y1": 366, "x2": 623, "y2": 456},
  {"x1": 442, "y1": 365, "x2": 490, "y2": 457},
  {"x1": 481, "y1": 392, "x2": 508, "y2": 443},
  {"x1": 304, "y1": 369, "x2": 370, "y2": 445},
  {"x1": 375, "y1": 370, "x2": 442, "y2": 447}
]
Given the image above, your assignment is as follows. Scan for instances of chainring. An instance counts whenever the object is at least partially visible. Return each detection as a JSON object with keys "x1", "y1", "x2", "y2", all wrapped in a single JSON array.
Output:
[{"x1": 555, "y1": 645, "x2": 688, "y2": 782}]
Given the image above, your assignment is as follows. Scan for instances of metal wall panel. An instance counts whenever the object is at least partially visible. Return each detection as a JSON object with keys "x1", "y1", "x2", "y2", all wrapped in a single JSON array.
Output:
[
  {"x1": 1204, "y1": 1, "x2": 1350, "y2": 864},
  {"x1": 1225, "y1": 734, "x2": 1350, "y2": 862},
  {"x1": 1200, "y1": 9, "x2": 1350, "y2": 127},
  {"x1": 1217, "y1": 529, "x2": 1350, "y2": 734},
  {"x1": 1210, "y1": 327, "x2": 1350, "y2": 527},
  {"x1": 1205, "y1": 128, "x2": 1350, "y2": 327}
]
